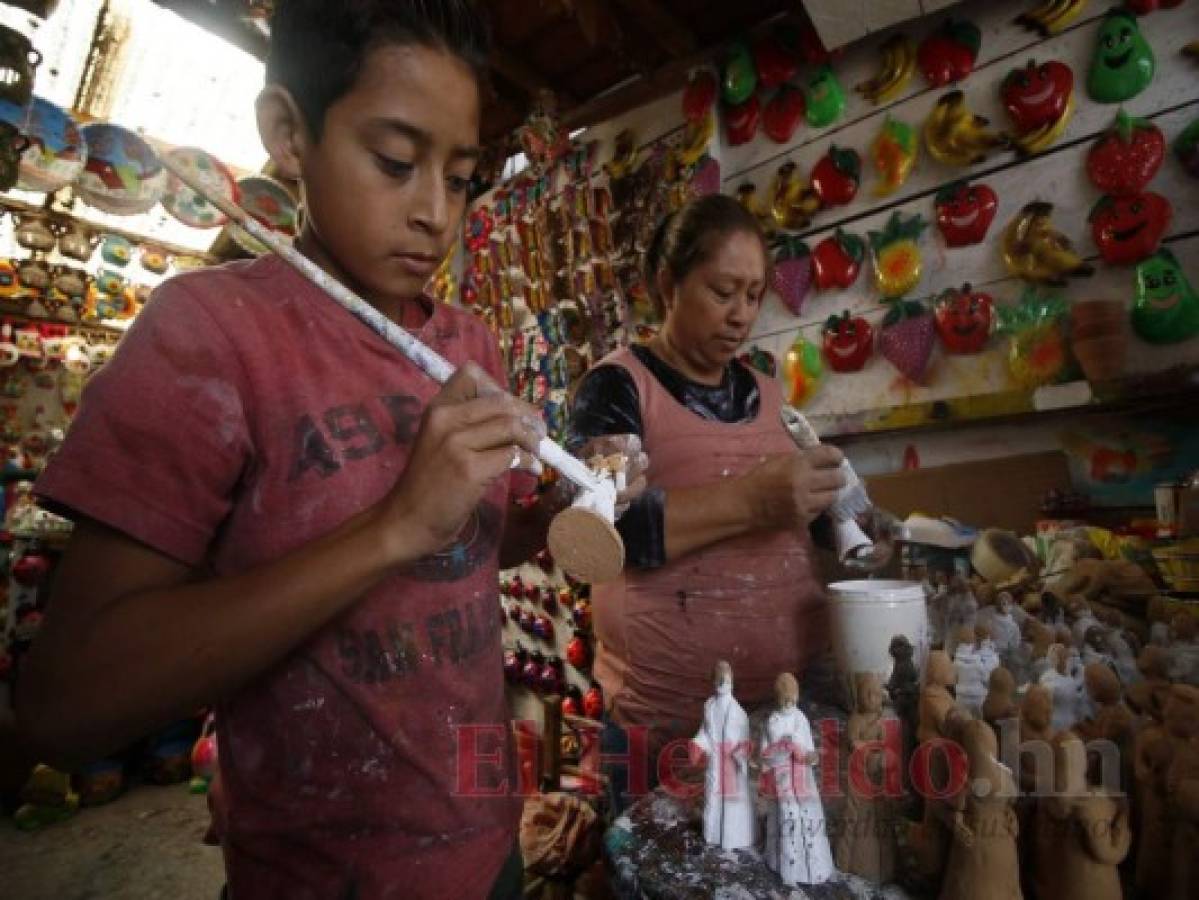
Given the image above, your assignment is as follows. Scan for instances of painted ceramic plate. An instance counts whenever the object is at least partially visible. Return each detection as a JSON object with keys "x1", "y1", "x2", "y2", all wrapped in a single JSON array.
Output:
[
  {"x1": 161, "y1": 147, "x2": 239, "y2": 229},
  {"x1": 0, "y1": 97, "x2": 87, "y2": 193},
  {"x1": 230, "y1": 174, "x2": 298, "y2": 255},
  {"x1": 76, "y1": 124, "x2": 166, "y2": 215}
]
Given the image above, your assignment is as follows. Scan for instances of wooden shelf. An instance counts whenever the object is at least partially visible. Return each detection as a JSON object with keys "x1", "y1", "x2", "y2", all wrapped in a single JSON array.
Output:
[{"x1": 819, "y1": 365, "x2": 1199, "y2": 444}]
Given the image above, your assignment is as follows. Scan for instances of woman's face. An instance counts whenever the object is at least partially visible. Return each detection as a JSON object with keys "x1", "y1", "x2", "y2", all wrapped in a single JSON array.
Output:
[{"x1": 660, "y1": 229, "x2": 766, "y2": 374}]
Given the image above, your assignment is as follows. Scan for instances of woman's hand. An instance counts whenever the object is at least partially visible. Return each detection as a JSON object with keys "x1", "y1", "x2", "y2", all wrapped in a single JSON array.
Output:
[{"x1": 740, "y1": 446, "x2": 846, "y2": 531}]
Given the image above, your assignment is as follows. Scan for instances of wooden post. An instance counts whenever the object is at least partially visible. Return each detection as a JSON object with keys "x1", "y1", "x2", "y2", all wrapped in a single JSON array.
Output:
[{"x1": 542, "y1": 694, "x2": 562, "y2": 792}]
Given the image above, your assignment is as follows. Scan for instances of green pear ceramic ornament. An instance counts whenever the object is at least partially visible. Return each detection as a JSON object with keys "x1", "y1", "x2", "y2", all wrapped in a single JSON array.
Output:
[
  {"x1": 1132, "y1": 249, "x2": 1199, "y2": 344},
  {"x1": 721, "y1": 41, "x2": 757, "y2": 106},
  {"x1": 804, "y1": 65, "x2": 846, "y2": 128},
  {"x1": 1087, "y1": 10, "x2": 1154, "y2": 103}
]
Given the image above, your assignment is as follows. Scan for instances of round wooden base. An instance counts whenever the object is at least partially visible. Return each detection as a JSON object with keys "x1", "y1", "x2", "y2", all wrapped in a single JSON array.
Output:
[{"x1": 548, "y1": 506, "x2": 625, "y2": 584}]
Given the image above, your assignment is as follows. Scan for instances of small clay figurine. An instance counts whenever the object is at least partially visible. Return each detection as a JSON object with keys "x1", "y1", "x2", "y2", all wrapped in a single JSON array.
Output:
[
  {"x1": 1127, "y1": 644, "x2": 1172, "y2": 723},
  {"x1": 1133, "y1": 723, "x2": 1173, "y2": 898},
  {"x1": 1167, "y1": 612, "x2": 1199, "y2": 686},
  {"x1": 835, "y1": 672, "x2": 896, "y2": 885},
  {"x1": 938, "y1": 719, "x2": 1021, "y2": 900},
  {"x1": 983, "y1": 667, "x2": 1020, "y2": 771},
  {"x1": 979, "y1": 591, "x2": 1022, "y2": 662},
  {"x1": 1040, "y1": 644, "x2": 1083, "y2": 733},
  {"x1": 943, "y1": 575, "x2": 979, "y2": 657},
  {"x1": 1032, "y1": 731, "x2": 1131, "y2": 900},
  {"x1": 953, "y1": 626, "x2": 988, "y2": 717},
  {"x1": 887, "y1": 634, "x2": 920, "y2": 770},
  {"x1": 910, "y1": 650, "x2": 967, "y2": 879},
  {"x1": 761, "y1": 672, "x2": 833, "y2": 885},
  {"x1": 1019, "y1": 685, "x2": 1055, "y2": 793},
  {"x1": 1077, "y1": 664, "x2": 1133, "y2": 747},
  {"x1": 692, "y1": 660, "x2": 754, "y2": 850},
  {"x1": 1164, "y1": 685, "x2": 1199, "y2": 900}
]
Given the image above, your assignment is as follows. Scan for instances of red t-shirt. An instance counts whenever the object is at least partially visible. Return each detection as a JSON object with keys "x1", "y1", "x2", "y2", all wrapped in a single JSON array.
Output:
[{"x1": 37, "y1": 255, "x2": 530, "y2": 899}]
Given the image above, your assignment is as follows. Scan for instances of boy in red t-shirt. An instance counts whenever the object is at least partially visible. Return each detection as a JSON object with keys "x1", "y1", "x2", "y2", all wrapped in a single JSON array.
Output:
[{"x1": 15, "y1": 2, "x2": 643, "y2": 897}]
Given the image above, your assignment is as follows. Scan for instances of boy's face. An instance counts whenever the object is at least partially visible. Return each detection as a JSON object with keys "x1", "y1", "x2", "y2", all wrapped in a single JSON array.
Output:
[{"x1": 291, "y1": 44, "x2": 480, "y2": 306}]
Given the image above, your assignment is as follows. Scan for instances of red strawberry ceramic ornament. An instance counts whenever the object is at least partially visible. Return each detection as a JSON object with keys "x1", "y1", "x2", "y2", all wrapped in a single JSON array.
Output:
[
  {"x1": 879, "y1": 299, "x2": 936, "y2": 382},
  {"x1": 1086, "y1": 110, "x2": 1165, "y2": 195},
  {"x1": 770, "y1": 235, "x2": 813, "y2": 314}
]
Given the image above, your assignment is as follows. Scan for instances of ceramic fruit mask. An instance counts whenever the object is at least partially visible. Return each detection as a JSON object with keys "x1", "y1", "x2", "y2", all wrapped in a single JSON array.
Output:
[
  {"x1": 934, "y1": 284, "x2": 993, "y2": 354},
  {"x1": 1175, "y1": 118, "x2": 1199, "y2": 179},
  {"x1": 811, "y1": 229, "x2": 865, "y2": 291},
  {"x1": 1087, "y1": 10, "x2": 1154, "y2": 103},
  {"x1": 810, "y1": 145, "x2": 860, "y2": 208},
  {"x1": 871, "y1": 117, "x2": 918, "y2": 197},
  {"x1": 683, "y1": 71, "x2": 718, "y2": 123},
  {"x1": 803, "y1": 65, "x2": 845, "y2": 128},
  {"x1": 771, "y1": 236, "x2": 813, "y2": 315},
  {"x1": 1089, "y1": 192, "x2": 1172, "y2": 266},
  {"x1": 869, "y1": 211, "x2": 927, "y2": 298},
  {"x1": 934, "y1": 181, "x2": 997, "y2": 247},
  {"x1": 783, "y1": 334, "x2": 825, "y2": 406},
  {"x1": 1132, "y1": 249, "x2": 1199, "y2": 344},
  {"x1": 1001, "y1": 59, "x2": 1075, "y2": 153},
  {"x1": 738, "y1": 345, "x2": 777, "y2": 376},
  {"x1": 917, "y1": 19, "x2": 980, "y2": 87},
  {"x1": 753, "y1": 31, "x2": 798, "y2": 90},
  {"x1": 879, "y1": 299, "x2": 936, "y2": 383},
  {"x1": 822, "y1": 311, "x2": 874, "y2": 373},
  {"x1": 724, "y1": 94, "x2": 760, "y2": 146},
  {"x1": 721, "y1": 41, "x2": 756, "y2": 105},
  {"x1": 998, "y1": 288, "x2": 1070, "y2": 388},
  {"x1": 763, "y1": 85, "x2": 805, "y2": 143},
  {"x1": 1086, "y1": 110, "x2": 1165, "y2": 195}
]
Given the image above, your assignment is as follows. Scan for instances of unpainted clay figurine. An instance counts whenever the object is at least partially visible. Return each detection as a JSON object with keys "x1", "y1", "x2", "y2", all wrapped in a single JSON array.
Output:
[
  {"x1": 1032, "y1": 731, "x2": 1131, "y2": 900},
  {"x1": 1167, "y1": 612, "x2": 1199, "y2": 686},
  {"x1": 910, "y1": 650, "x2": 967, "y2": 880},
  {"x1": 834, "y1": 672, "x2": 896, "y2": 885},
  {"x1": 1019, "y1": 685, "x2": 1055, "y2": 794},
  {"x1": 1076, "y1": 664, "x2": 1133, "y2": 750},
  {"x1": 887, "y1": 634, "x2": 920, "y2": 771},
  {"x1": 938, "y1": 719, "x2": 1021, "y2": 900},
  {"x1": 983, "y1": 667, "x2": 1018, "y2": 731},
  {"x1": 1164, "y1": 685, "x2": 1199, "y2": 900},
  {"x1": 1127, "y1": 644, "x2": 1172, "y2": 723},
  {"x1": 761, "y1": 672, "x2": 832, "y2": 885},
  {"x1": 692, "y1": 660, "x2": 754, "y2": 850}
]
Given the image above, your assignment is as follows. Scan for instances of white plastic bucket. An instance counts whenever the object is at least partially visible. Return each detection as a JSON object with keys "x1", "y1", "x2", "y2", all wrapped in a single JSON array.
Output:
[{"x1": 828, "y1": 580, "x2": 929, "y2": 699}]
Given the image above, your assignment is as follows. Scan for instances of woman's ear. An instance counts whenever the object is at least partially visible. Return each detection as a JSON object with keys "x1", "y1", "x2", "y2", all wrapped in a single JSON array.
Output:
[
  {"x1": 256, "y1": 86, "x2": 309, "y2": 181},
  {"x1": 655, "y1": 267, "x2": 676, "y2": 314}
]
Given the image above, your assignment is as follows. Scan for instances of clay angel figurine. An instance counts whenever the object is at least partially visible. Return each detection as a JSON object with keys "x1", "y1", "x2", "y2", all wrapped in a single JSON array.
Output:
[
  {"x1": 692, "y1": 660, "x2": 754, "y2": 850},
  {"x1": 761, "y1": 672, "x2": 833, "y2": 885},
  {"x1": 1032, "y1": 731, "x2": 1131, "y2": 900},
  {"x1": 834, "y1": 672, "x2": 896, "y2": 885},
  {"x1": 938, "y1": 719, "x2": 1021, "y2": 900}
]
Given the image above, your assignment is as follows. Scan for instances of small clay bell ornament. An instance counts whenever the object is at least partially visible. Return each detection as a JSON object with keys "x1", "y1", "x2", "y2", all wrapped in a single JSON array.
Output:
[
  {"x1": 12, "y1": 550, "x2": 51, "y2": 585},
  {"x1": 1131, "y1": 249, "x2": 1199, "y2": 344},
  {"x1": 1087, "y1": 9, "x2": 1154, "y2": 103},
  {"x1": 566, "y1": 630, "x2": 592, "y2": 669},
  {"x1": 562, "y1": 686, "x2": 583, "y2": 717},
  {"x1": 538, "y1": 656, "x2": 564, "y2": 694},
  {"x1": 583, "y1": 682, "x2": 604, "y2": 719},
  {"x1": 540, "y1": 588, "x2": 557, "y2": 614},
  {"x1": 533, "y1": 614, "x2": 554, "y2": 642},
  {"x1": 509, "y1": 574, "x2": 525, "y2": 599},
  {"x1": 522, "y1": 651, "x2": 545, "y2": 688},
  {"x1": 572, "y1": 599, "x2": 592, "y2": 631},
  {"x1": 503, "y1": 645, "x2": 525, "y2": 683}
]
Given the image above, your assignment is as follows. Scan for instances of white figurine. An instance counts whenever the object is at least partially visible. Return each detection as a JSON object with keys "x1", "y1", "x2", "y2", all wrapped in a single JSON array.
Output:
[
  {"x1": 943, "y1": 576, "x2": 978, "y2": 658},
  {"x1": 692, "y1": 660, "x2": 755, "y2": 850},
  {"x1": 761, "y1": 672, "x2": 833, "y2": 885},
  {"x1": 979, "y1": 591, "x2": 1022, "y2": 662},
  {"x1": 953, "y1": 627, "x2": 989, "y2": 718},
  {"x1": 1040, "y1": 644, "x2": 1084, "y2": 733}
]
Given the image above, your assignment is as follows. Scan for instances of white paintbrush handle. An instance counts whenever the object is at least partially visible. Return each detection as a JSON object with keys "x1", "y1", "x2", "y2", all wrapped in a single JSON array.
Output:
[{"x1": 236, "y1": 219, "x2": 602, "y2": 495}]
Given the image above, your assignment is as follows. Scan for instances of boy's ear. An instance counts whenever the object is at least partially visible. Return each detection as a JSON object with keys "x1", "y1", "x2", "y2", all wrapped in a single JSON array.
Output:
[{"x1": 256, "y1": 86, "x2": 309, "y2": 180}]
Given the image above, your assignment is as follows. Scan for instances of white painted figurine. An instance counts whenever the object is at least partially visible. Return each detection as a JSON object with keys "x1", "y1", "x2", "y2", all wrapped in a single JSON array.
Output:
[
  {"x1": 761, "y1": 672, "x2": 833, "y2": 885},
  {"x1": 1040, "y1": 644, "x2": 1084, "y2": 733},
  {"x1": 953, "y1": 627, "x2": 989, "y2": 718},
  {"x1": 692, "y1": 660, "x2": 754, "y2": 850}
]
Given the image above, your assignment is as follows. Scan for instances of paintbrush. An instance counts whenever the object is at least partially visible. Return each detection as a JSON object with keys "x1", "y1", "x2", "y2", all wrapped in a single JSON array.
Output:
[
  {"x1": 779, "y1": 405, "x2": 890, "y2": 569},
  {"x1": 158, "y1": 153, "x2": 603, "y2": 500}
]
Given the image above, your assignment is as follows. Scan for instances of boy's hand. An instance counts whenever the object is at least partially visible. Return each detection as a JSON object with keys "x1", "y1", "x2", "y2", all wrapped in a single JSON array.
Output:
[
  {"x1": 568, "y1": 434, "x2": 650, "y2": 518},
  {"x1": 384, "y1": 363, "x2": 545, "y2": 560}
]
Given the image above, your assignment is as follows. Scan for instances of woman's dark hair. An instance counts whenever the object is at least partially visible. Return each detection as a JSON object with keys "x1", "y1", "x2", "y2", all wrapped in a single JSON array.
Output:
[
  {"x1": 643, "y1": 194, "x2": 769, "y2": 303},
  {"x1": 266, "y1": 0, "x2": 491, "y2": 139}
]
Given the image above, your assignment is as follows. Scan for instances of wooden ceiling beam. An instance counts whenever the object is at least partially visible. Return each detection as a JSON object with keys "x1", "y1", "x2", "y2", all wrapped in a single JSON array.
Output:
[
  {"x1": 610, "y1": 0, "x2": 697, "y2": 58},
  {"x1": 489, "y1": 49, "x2": 577, "y2": 107}
]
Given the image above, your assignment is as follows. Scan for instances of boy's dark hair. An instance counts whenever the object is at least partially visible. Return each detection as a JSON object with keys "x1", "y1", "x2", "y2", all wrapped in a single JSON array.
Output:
[
  {"x1": 644, "y1": 194, "x2": 769, "y2": 303},
  {"x1": 266, "y1": 0, "x2": 492, "y2": 138}
]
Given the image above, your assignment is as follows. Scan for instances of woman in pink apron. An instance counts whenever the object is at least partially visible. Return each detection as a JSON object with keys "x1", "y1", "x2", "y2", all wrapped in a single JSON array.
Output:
[{"x1": 567, "y1": 195, "x2": 845, "y2": 810}]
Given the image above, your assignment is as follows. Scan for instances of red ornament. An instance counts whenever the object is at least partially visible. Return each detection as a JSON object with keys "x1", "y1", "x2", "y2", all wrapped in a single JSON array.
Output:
[
  {"x1": 191, "y1": 715, "x2": 218, "y2": 781},
  {"x1": 934, "y1": 285, "x2": 993, "y2": 354},
  {"x1": 1089, "y1": 192, "x2": 1172, "y2": 266},
  {"x1": 809, "y1": 146, "x2": 861, "y2": 208},
  {"x1": 12, "y1": 552, "x2": 51, "y2": 586},
  {"x1": 519, "y1": 608, "x2": 538, "y2": 634},
  {"x1": 934, "y1": 181, "x2": 998, "y2": 247},
  {"x1": 562, "y1": 687, "x2": 583, "y2": 717},
  {"x1": 503, "y1": 646, "x2": 525, "y2": 683},
  {"x1": 572, "y1": 599, "x2": 592, "y2": 631},
  {"x1": 1086, "y1": 111, "x2": 1165, "y2": 196},
  {"x1": 566, "y1": 631, "x2": 592, "y2": 669},
  {"x1": 1001, "y1": 60, "x2": 1073, "y2": 134},
  {"x1": 682, "y1": 71, "x2": 718, "y2": 123},
  {"x1": 583, "y1": 683, "x2": 604, "y2": 720},
  {"x1": 540, "y1": 589, "x2": 558, "y2": 613},
  {"x1": 524, "y1": 581, "x2": 541, "y2": 602},
  {"x1": 811, "y1": 230, "x2": 865, "y2": 291},
  {"x1": 533, "y1": 614, "x2": 555, "y2": 642},
  {"x1": 724, "y1": 94, "x2": 761, "y2": 146},
  {"x1": 753, "y1": 33, "x2": 798, "y2": 90},
  {"x1": 821, "y1": 311, "x2": 874, "y2": 373},
  {"x1": 509, "y1": 575, "x2": 525, "y2": 599},
  {"x1": 762, "y1": 86, "x2": 805, "y2": 144},
  {"x1": 538, "y1": 657, "x2": 564, "y2": 694},
  {"x1": 1125, "y1": 0, "x2": 1185, "y2": 12},
  {"x1": 917, "y1": 19, "x2": 981, "y2": 87}
]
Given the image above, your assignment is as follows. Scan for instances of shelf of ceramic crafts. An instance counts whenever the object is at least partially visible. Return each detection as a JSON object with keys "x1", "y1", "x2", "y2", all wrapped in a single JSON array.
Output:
[
  {"x1": 0, "y1": 193, "x2": 220, "y2": 266},
  {"x1": 816, "y1": 362, "x2": 1199, "y2": 443},
  {"x1": 0, "y1": 304, "x2": 130, "y2": 338}
]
